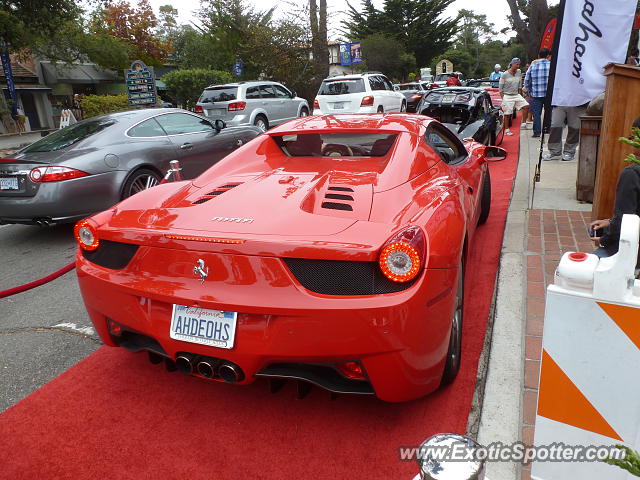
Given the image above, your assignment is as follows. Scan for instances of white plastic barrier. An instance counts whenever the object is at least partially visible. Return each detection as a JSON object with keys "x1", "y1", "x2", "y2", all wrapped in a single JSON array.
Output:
[{"x1": 532, "y1": 214, "x2": 640, "y2": 479}]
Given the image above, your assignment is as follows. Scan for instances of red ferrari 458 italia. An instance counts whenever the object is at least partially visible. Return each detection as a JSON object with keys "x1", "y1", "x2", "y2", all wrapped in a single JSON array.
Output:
[{"x1": 75, "y1": 114, "x2": 504, "y2": 402}]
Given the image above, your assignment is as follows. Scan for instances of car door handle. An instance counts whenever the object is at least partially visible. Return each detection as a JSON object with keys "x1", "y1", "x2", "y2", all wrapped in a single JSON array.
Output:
[{"x1": 180, "y1": 143, "x2": 193, "y2": 150}]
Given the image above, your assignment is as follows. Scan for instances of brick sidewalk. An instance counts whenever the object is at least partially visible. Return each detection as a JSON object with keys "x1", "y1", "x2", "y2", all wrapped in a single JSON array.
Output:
[{"x1": 521, "y1": 209, "x2": 595, "y2": 480}]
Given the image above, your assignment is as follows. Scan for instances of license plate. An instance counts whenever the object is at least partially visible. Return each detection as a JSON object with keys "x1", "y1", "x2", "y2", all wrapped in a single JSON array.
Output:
[
  {"x1": 442, "y1": 94, "x2": 456, "y2": 103},
  {"x1": 332, "y1": 103, "x2": 344, "y2": 110},
  {"x1": 0, "y1": 177, "x2": 18, "y2": 190},
  {"x1": 170, "y1": 305, "x2": 237, "y2": 349}
]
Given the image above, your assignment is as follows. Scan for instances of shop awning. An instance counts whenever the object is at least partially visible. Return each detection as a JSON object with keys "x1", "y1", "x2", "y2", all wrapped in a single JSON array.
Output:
[
  {"x1": 2, "y1": 84, "x2": 51, "y2": 91},
  {"x1": 155, "y1": 79, "x2": 167, "y2": 90},
  {"x1": 41, "y1": 62, "x2": 119, "y2": 84}
]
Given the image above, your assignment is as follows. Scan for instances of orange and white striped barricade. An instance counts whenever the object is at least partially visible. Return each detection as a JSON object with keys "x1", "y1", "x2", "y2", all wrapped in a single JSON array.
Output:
[{"x1": 532, "y1": 214, "x2": 640, "y2": 479}]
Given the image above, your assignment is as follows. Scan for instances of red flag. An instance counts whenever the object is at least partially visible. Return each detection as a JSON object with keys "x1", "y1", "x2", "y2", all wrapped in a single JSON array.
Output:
[{"x1": 540, "y1": 18, "x2": 557, "y2": 51}]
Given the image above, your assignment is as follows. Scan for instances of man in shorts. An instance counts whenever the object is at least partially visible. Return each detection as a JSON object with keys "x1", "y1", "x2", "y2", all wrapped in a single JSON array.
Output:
[{"x1": 499, "y1": 58, "x2": 529, "y2": 136}]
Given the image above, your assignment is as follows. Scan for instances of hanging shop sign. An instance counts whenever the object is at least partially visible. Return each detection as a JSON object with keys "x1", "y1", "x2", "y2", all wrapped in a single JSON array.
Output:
[{"x1": 125, "y1": 60, "x2": 157, "y2": 106}]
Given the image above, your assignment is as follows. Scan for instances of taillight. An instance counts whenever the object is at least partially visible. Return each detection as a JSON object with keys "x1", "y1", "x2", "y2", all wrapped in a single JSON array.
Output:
[
  {"x1": 194, "y1": 105, "x2": 204, "y2": 113},
  {"x1": 29, "y1": 166, "x2": 90, "y2": 183},
  {"x1": 228, "y1": 101, "x2": 246, "y2": 111},
  {"x1": 107, "y1": 319, "x2": 123, "y2": 337},
  {"x1": 313, "y1": 99, "x2": 319, "y2": 109},
  {"x1": 74, "y1": 218, "x2": 100, "y2": 251},
  {"x1": 431, "y1": 84, "x2": 439, "y2": 89},
  {"x1": 379, "y1": 226, "x2": 425, "y2": 283},
  {"x1": 411, "y1": 94, "x2": 424, "y2": 100},
  {"x1": 336, "y1": 361, "x2": 366, "y2": 380},
  {"x1": 361, "y1": 95, "x2": 374, "y2": 106},
  {"x1": 0, "y1": 158, "x2": 18, "y2": 162}
]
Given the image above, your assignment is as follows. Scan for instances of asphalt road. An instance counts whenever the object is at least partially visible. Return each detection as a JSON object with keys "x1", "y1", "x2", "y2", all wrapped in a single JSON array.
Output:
[{"x1": 0, "y1": 223, "x2": 101, "y2": 412}]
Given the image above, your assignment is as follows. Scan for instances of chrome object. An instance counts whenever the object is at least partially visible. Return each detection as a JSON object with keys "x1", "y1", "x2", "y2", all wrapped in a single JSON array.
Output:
[
  {"x1": 210, "y1": 216, "x2": 254, "y2": 224},
  {"x1": 193, "y1": 259, "x2": 209, "y2": 284},
  {"x1": 164, "y1": 159, "x2": 183, "y2": 182},
  {"x1": 416, "y1": 434, "x2": 485, "y2": 480}
]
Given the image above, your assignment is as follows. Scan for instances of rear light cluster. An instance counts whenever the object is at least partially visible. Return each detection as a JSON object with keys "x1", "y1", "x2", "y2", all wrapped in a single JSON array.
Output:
[
  {"x1": 74, "y1": 219, "x2": 100, "y2": 251},
  {"x1": 379, "y1": 226, "x2": 425, "y2": 283},
  {"x1": 228, "y1": 101, "x2": 246, "y2": 111},
  {"x1": 336, "y1": 361, "x2": 366, "y2": 380},
  {"x1": 194, "y1": 105, "x2": 204, "y2": 113},
  {"x1": 411, "y1": 94, "x2": 424, "y2": 100},
  {"x1": 313, "y1": 99, "x2": 319, "y2": 109},
  {"x1": 29, "y1": 166, "x2": 90, "y2": 183},
  {"x1": 361, "y1": 95, "x2": 374, "y2": 106}
]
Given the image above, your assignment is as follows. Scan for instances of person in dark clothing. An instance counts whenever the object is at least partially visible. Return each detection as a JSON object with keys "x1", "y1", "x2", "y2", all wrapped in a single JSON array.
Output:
[{"x1": 590, "y1": 118, "x2": 640, "y2": 264}]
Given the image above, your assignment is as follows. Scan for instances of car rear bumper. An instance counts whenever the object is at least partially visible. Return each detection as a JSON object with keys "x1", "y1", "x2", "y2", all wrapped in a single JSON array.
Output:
[
  {"x1": 76, "y1": 247, "x2": 459, "y2": 402},
  {"x1": 0, "y1": 171, "x2": 125, "y2": 224}
]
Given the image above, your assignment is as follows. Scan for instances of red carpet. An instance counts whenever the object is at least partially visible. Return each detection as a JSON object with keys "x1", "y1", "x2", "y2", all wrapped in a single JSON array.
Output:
[{"x1": 0, "y1": 127, "x2": 520, "y2": 480}]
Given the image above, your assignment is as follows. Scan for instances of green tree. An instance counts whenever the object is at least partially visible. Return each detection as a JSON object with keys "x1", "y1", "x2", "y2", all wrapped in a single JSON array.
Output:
[
  {"x1": 162, "y1": 68, "x2": 233, "y2": 107},
  {"x1": 360, "y1": 33, "x2": 415, "y2": 81},
  {"x1": 505, "y1": 0, "x2": 554, "y2": 62},
  {"x1": 197, "y1": 0, "x2": 275, "y2": 72},
  {"x1": 342, "y1": 0, "x2": 458, "y2": 69},
  {"x1": 171, "y1": 26, "x2": 220, "y2": 69},
  {"x1": 90, "y1": 0, "x2": 172, "y2": 66},
  {"x1": 0, "y1": 0, "x2": 81, "y2": 50}
]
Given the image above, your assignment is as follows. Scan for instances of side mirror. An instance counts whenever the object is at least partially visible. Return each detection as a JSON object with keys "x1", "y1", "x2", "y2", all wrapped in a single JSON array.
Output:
[
  {"x1": 291, "y1": 91, "x2": 297, "y2": 98},
  {"x1": 214, "y1": 119, "x2": 226, "y2": 131},
  {"x1": 393, "y1": 85, "x2": 400, "y2": 92},
  {"x1": 485, "y1": 146, "x2": 507, "y2": 161}
]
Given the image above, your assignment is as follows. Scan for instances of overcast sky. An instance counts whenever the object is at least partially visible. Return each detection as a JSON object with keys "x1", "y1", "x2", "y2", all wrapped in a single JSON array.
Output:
[{"x1": 147, "y1": 0, "x2": 512, "y2": 39}]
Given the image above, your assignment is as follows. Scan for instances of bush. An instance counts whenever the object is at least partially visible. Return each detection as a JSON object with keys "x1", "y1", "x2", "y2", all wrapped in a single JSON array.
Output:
[
  {"x1": 161, "y1": 69, "x2": 234, "y2": 108},
  {"x1": 81, "y1": 94, "x2": 130, "y2": 118}
]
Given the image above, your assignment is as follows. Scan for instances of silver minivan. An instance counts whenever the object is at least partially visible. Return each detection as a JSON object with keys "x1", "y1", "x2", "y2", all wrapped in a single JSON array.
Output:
[{"x1": 195, "y1": 81, "x2": 310, "y2": 132}]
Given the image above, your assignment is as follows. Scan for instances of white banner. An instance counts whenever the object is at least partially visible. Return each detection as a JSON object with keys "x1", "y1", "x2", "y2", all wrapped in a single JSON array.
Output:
[{"x1": 552, "y1": 0, "x2": 636, "y2": 107}]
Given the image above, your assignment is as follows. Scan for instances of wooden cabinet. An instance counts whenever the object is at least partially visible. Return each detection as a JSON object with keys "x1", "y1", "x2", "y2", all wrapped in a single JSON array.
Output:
[{"x1": 592, "y1": 64, "x2": 640, "y2": 220}]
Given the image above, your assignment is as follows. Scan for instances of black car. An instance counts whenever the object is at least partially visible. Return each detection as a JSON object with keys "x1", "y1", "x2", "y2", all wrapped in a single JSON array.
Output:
[
  {"x1": 395, "y1": 82, "x2": 429, "y2": 112},
  {"x1": 417, "y1": 87, "x2": 505, "y2": 146}
]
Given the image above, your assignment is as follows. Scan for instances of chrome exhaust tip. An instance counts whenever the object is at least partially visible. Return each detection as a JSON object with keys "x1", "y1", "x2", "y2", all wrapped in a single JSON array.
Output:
[
  {"x1": 196, "y1": 360, "x2": 216, "y2": 378},
  {"x1": 175, "y1": 355, "x2": 194, "y2": 375},
  {"x1": 218, "y1": 362, "x2": 244, "y2": 383}
]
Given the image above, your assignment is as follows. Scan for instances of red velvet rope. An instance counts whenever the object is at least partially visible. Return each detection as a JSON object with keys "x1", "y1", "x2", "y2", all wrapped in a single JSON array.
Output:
[{"x1": 0, "y1": 262, "x2": 76, "y2": 299}]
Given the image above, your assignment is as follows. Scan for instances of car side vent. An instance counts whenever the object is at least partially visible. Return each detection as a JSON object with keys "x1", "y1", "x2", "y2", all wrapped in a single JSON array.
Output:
[
  {"x1": 192, "y1": 183, "x2": 242, "y2": 205},
  {"x1": 321, "y1": 185, "x2": 354, "y2": 211}
]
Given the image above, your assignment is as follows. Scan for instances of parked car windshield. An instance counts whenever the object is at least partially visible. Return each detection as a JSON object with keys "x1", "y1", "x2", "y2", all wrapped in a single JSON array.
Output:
[
  {"x1": 318, "y1": 79, "x2": 366, "y2": 95},
  {"x1": 435, "y1": 74, "x2": 453, "y2": 82},
  {"x1": 398, "y1": 83, "x2": 421, "y2": 91},
  {"x1": 273, "y1": 133, "x2": 397, "y2": 157},
  {"x1": 21, "y1": 118, "x2": 116, "y2": 153},
  {"x1": 199, "y1": 86, "x2": 238, "y2": 103}
]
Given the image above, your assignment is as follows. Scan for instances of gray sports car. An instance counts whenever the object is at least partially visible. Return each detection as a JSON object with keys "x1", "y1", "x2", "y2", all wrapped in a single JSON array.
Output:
[{"x1": 0, "y1": 108, "x2": 260, "y2": 225}]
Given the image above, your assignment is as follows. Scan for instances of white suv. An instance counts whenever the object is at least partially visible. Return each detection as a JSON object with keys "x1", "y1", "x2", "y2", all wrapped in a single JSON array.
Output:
[{"x1": 313, "y1": 73, "x2": 406, "y2": 114}]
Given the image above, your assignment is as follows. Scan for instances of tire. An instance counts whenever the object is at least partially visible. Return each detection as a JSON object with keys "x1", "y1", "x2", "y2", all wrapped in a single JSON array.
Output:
[
  {"x1": 400, "y1": 101, "x2": 406, "y2": 112},
  {"x1": 254, "y1": 115, "x2": 269, "y2": 132},
  {"x1": 299, "y1": 106, "x2": 309, "y2": 117},
  {"x1": 121, "y1": 168, "x2": 161, "y2": 199},
  {"x1": 495, "y1": 115, "x2": 506, "y2": 146},
  {"x1": 441, "y1": 259, "x2": 464, "y2": 386},
  {"x1": 477, "y1": 168, "x2": 491, "y2": 225},
  {"x1": 377, "y1": 106, "x2": 384, "y2": 113}
]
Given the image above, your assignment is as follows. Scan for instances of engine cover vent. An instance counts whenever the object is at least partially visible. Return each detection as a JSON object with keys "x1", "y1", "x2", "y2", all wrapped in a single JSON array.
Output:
[{"x1": 192, "y1": 183, "x2": 242, "y2": 205}]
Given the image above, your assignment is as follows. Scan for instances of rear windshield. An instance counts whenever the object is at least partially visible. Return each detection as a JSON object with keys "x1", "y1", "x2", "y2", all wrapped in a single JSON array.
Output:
[
  {"x1": 318, "y1": 79, "x2": 365, "y2": 95},
  {"x1": 398, "y1": 83, "x2": 421, "y2": 90},
  {"x1": 435, "y1": 74, "x2": 453, "y2": 82},
  {"x1": 199, "y1": 86, "x2": 238, "y2": 103},
  {"x1": 21, "y1": 118, "x2": 116, "y2": 153},
  {"x1": 273, "y1": 133, "x2": 397, "y2": 157}
]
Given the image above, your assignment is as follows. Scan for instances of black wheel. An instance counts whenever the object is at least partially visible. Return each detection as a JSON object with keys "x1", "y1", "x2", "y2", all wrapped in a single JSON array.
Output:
[
  {"x1": 477, "y1": 168, "x2": 491, "y2": 225},
  {"x1": 400, "y1": 101, "x2": 406, "y2": 112},
  {"x1": 254, "y1": 114, "x2": 269, "y2": 132},
  {"x1": 122, "y1": 168, "x2": 161, "y2": 199},
  {"x1": 495, "y1": 115, "x2": 506, "y2": 146},
  {"x1": 441, "y1": 259, "x2": 464, "y2": 386},
  {"x1": 299, "y1": 107, "x2": 309, "y2": 117},
  {"x1": 377, "y1": 106, "x2": 384, "y2": 113}
]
